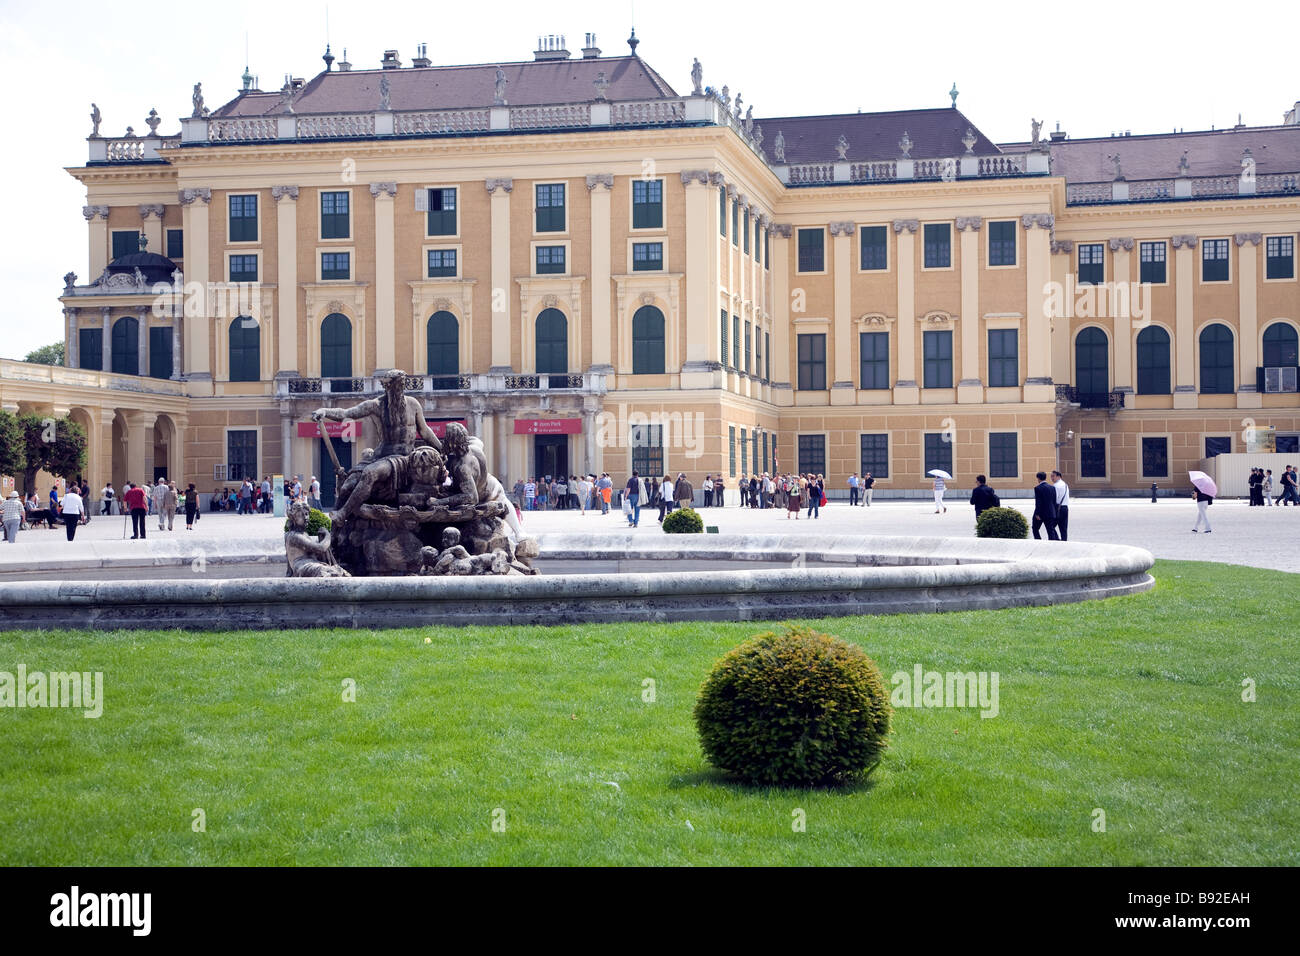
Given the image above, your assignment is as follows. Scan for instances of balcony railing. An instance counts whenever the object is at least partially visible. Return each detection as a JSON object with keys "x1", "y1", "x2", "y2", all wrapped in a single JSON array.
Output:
[
  {"x1": 783, "y1": 151, "x2": 1048, "y2": 186},
  {"x1": 1057, "y1": 386, "x2": 1126, "y2": 411},
  {"x1": 1067, "y1": 172, "x2": 1300, "y2": 205},
  {"x1": 276, "y1": 371, "x2": 605, "y2": 398}
]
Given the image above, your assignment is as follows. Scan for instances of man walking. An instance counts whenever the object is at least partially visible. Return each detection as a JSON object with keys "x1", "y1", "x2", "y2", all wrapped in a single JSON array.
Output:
[
  {"x1": 674, "y1": 473, "x2": 694, "y2": 511},
  {"x1": 309, "y1": 476, "x2": 322, "y2": 511},
  {"x1": 124, "y1": 481, "x2": 148, "y2": 539},
  {"x1": 625, "y1": 471, "x2": 647, "y2": 528},
  {"x1": 101, "y1": 481, "x2": 115, "y2": 516},
  {"x1": 1031, "y1": 471, "x2": 1059, "y2": 540},
  {"x1": 714, "y1": 477, "x2": 724, "y2": 508},
  {"x1": 969, "y1": 475, "x2": 998, "y2": 520},
  {"x1": 1050, "y1": 470, "x2": 1071, "y2": 541},
  {"x1": 847, "y1": 473, "x2": 860, "y2": 507},
  {"x1": 1278, "y1": 466, "x2": 1298, "y2": 506},
  {"x1": 160, "y1": 481, "x2": 178, "y2": 531},
  {"x1": 863, "y1": 472, "x2": 874, "y2": 506},
  {"x1": 155, "y1": 476, "x2": 170, "y2": 530}
]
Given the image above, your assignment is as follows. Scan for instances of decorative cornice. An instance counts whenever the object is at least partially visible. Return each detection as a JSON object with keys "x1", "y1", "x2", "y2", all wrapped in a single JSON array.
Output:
[
  {"x1": 1108, "y1": 237, "x2": 1134, "y2": 251},
  {"x1": 369, "y1": 181, "x2": 397, "y2": 198},
  {"x1": 770, "y1": 223, "x2": 792, "y2": 239},
  {"x1": 270, "y1": 185, "x2": 300, "y2": 201},
  {"x1": 708, "y1": 171, "x2": 726, "y2": 187},
  {"x1": 892, "y1": 219, "x2": 919, "y2": 234},
  {"x1": 856, "y1": 313, "x2": 894, "y2": 328},
  {"x1": 1171, "y1": 234, "x2": 1199, "y2": 249},
  {"x1": 679, "y1": 169, "x2": 711, "y2": 186},
  {"x1": 922, "y1": 311, "x2": 955, "y2": 328},
  {"x1": 82, "y1": 204, "x2": 109, "y2": 221},
  {"x1": 485, "y1": 177, "x2": 513, "y2": 194},
  {"x1": 828, "y1": 221, "x2": 857, "y2": 237},
  {"x1": 955, "y1": 216, "x2": 983, "y2": 232},
  {"x1": 177, "y1": 187, "x2": 211, "y2": 206},
  {"x1": 137, "y1": 203, "x2": 164, "y2": 220},
  {"x1": 1234, "y1": 232, "x2": 1263, "y2": 246},
  {"x1": 1050, "y1": 240, "x2": 1075, "y2": 255},
  {"x1": 1020, "y1": 213, "x2": 1054, "y2": 230},
  {"x1": 758, "y1": 213, "x2": 771, "y2": 229},
  {"x1": 585, "y1": 172, "x2": 614, "y2": 191}
]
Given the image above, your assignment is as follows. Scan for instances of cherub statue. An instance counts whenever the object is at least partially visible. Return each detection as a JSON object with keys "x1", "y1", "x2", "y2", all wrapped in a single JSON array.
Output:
[
  {"x1": 419, "y1": 526, "x2": 508, "y2": 576},
  {"x1": 285, "y1": 500, "x2": 350, "y2": 577}
]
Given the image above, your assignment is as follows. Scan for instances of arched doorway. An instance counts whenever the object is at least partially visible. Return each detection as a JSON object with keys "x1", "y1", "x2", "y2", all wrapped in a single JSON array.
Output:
[
  {"x1": 427, "y1": 311, "x2": 459, "y2": 376},
  {"x1": 321, "y1": 312, "x2": 352, "y2": 379},
  {"x1": 1075, "y1": 327, "x2": 1109, "y2": 407}
]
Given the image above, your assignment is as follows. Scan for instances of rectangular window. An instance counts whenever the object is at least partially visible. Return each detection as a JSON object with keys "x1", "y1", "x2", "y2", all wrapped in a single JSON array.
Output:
[
  {"x1": 111, "y1": 230, "x2": 138, "y2": 259},
  {"x1": 753, "y1": 220, "x2": 760, "y2": 261},
  {"x1": 797, "y1": 228, "x2": 824, "y2": 272},
  {"x1": 427, "y1": 188, "x2": 457, "y2": 236},
  {"x1": 1080, "y1": 437, "x2": 1107, "y2": 478},
  {"x1": 988, "y1": 221, "x2": 1017, "y2": 266},
  {"x1": 148, "y1": 326, "x2": 173, "y2": 380},
  {"x1": 923, "y1": 330, "x2": 953, "y2": 388},
  {"x1": 720, "y1": 310, "x2": 729, "y2": 369},
  {"x1": 987, "y1": 328, "x2": 1019, "y2": 388},
  {"x1": 754, "y1": 332, "x2": 762, "y2": 381},
  {"x1": 743, "y1": 213, "x2": 750, "y2": 254},
  {"x1": 741, "y1": 428, "x2": 748, "y2": 475},
  {"x1": 227, "y1": 430, "x2": 257, "y2": 481},
  {"x1": 630, "y1": 424, "x2": 663, "y2": 479},
  {"x1": 228, "y1": 194, "x2": 258, "y2": 242},
  {"x1": 859, "y1": 331, "x2": 889, "y2": 389},
  {"x1": 320, "y1": 190, "x2": 350, "y2": 239},
  {"x1": 752, "y1": 430, "x2": 759, "y2": 472},
  {"x1": 744, "y1": 322, "x2": 752, "y2": 373},
  {"x1": 535, "y1": 183, "x2": 566, "y2": 232},
  {"x1": 1139, "y1": 241, "x2": 1167, "y2": 284},
  {"x1": 320, "y1": 252, "x2": 350, "y2": 280},
  {"x1": 1076, "y1": 437, "x2": 1107, "y2": 478},
  {"x1": 166, "y1": 229, "x2": 184, "y2": 260},
  {"x1": 1142, "y1": 436, "x2": 1168, "y2": 477},
  {"x1": 764, "y1": 228, "x2": 770, "y2": 269},
  {"x1": 1205, "y1": 436, "x2": 1232, "y2": 458},
  {"x1": 859, "y1": 225, "x2": 888, "y2": 270},
  {"x1": 1078, "y1": 243, "x2": 1104, "y2": 285},
  {"x1": 728, "y1": 426, "x2": 736, "y2": 477},
  {"x1": 923, "y1": 223, "x2": 951, "y2": 268},
  {"x1": 733, "y1": 316, "x2": 740, "y2": 370},
  {"x1": 632, "y1": 242, "x2": 663, "y2": 272},
  {"x1": 1277, "y1": 435, "x2": 1300, "y2": 454},
  {"x1": 427, "y1": 248, "x2": 458, "y2": 278},
  {"x1": 78, "y1": 327, "x2": 103, "y2": 371},
  {"x1": 535, "y1": 245, "x2": 566, "y2": 275},
  {"x1": 631, "y1": 179, "x2": 663, "y2": 229},
  {"x1": 731, "y1": 200, "x2": 739, "y2": 246},
  {"x1": 1266, "y1": 235, "x2": 1295, "y2": 280},
  {"x1": 228, "y1": 254, "x2": 258, "y2": 282},
  {"x1": 923, "y1": 433, "x2": 953, "y2": 477},
  {"x1": 762, "y1": 432, "x2": 768, "y2": 472},
  {"x1": 797, "y1": 333, "x2": 827, "y2": 390},
  {"x1": 765, "y1": 331, "x2": 771, "y2": 382},
  {"x1": 719, "y1": 185, "x2": 727, "y2": 236},
  {"x1": 860, "y1": 433, "x2": 889, "y2": 478},
  {"x1": 1201, "y1": 238, "x2": 1230, "y2": 282},
  {"x1": 988, "y1": 432, "x2": 1018, "y2": 479},
  {"x1": 798, "y1": 434, "x2": 826, "y2": 477}
]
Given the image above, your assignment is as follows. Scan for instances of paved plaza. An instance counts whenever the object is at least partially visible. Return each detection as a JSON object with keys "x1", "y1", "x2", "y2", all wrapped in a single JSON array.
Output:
[{"x1": 1, "y1": 496, "x2": 1295, "y2": 576}]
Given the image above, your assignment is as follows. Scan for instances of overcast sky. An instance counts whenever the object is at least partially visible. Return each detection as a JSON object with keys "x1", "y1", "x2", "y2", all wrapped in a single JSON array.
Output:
[{"x1": 1, "y1": 0, "x2": 1296, "y2": 360}]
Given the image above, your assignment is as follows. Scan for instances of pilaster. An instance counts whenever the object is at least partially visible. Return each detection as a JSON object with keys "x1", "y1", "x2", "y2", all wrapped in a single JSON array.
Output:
[
  {"x1": 487, "y1": 178, "x2": 513, "y2": 371},
  {"x1": 957, "y1": 218, "x2": 982, "y2": 402},
  {"x1": 893, "y1": 219, "x2": 920, "y2": 403},
  {"x1": 1172, "y1": 235, "x2": 1198, "y2": 407},
  {"x1": 587, "y1": 173, "x2": 614, "y2": 372},
  {"x1": 273, "y1": 185, "x2": 300, "y2": 376}
]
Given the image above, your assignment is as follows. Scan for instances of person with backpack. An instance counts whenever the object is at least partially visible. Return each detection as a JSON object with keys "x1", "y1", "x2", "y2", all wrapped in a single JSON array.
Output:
[{"x1": 970, "y1": 475, "x2": 999, "y2": 519}]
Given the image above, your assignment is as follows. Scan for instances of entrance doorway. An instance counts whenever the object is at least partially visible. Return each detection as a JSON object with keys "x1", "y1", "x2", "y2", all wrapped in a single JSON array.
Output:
[
  {"x1": 534, "y1": 435, "x2": 569, "y2": 482},
  {"x1": 319, "y1": 438, "x2": 353, "y2": 508}
]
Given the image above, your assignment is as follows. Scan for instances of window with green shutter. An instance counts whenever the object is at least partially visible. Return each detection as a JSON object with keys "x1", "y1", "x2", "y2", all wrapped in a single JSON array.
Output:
[
  {"x1": 632, "y1": 179, "x2": 663, "y2": 229},
  {"x1": 427, "y1": 188, "x2": 457, "y2": 236},
  {"x1": 228, "y1": 194, "x2": 258, "y2": 242},
  {"x1": 536, "y1": 183, "x2": 566, "y2": 232},
  {"x1": 632, "y1": 306, "x2": 665, "y2": 374},
  {"x1": 229, "y1": 316, "x2": 260, "y2": 382},
  {"x1": 321, "y1": 191, "x2": 350, "y2": 239},
  {"x1": 859, "y1": 331, "x2": 889, "y2": 389}
]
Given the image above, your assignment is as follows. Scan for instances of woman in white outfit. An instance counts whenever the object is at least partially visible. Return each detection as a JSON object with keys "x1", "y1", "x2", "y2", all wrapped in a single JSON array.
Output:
[
  {"x1": 933, "y1": 475, "x2": 947, "y2": 513},
  {"x1": 2, "y1": 491, "x2": 24, "y2": 543},
  {"x1": 1192, "y1": 486, "x2": 1213, "y2": 533}
]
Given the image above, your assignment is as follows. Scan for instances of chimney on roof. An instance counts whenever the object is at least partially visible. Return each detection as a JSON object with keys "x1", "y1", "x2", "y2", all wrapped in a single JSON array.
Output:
[
  {"x1": 338, "y1": 48, "x2": 351, "y2": 72},
  {"x1": 534, "y1": 34, "x2": 571, "y2": 60},
  {"x1": 381, "y1": 50, "x2": 401, "y2": 69},
  {"x1": 412, "y1": 43, "x2": 431, "y2": 68},
  {"x1": 1049, "y1": 121, "x2": 1066, "y2": 142},
  {"x1": 582, "y1": 33, "x2": 601, "y2": 58}
]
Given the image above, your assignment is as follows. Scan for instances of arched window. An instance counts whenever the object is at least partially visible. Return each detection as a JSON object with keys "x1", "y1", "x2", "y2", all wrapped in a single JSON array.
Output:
[
  {"x1": 229, "y1": 316, "x2": 261, "y2": 382},
  {"x1": 1075, "y1": 327, "x2": 1108, "y2": 404},
  {"x1": 1135, "y1": 326, "x2": 1170, "y2": 395},
  {"x1": 321, "y1": 312, "x2": 352, "y2": 378},
  {"x1": 535, "y1": 308, "x2": 567, "y2": 374},
  {"x1": 1262, "y1": 322, "x2": 1299, "y2": 367},
  {"x1": 631, "y1": 305, "x2": 666, "y2": 374},
  {"x1": 111, "y1": 315, "x2": 138, "y2": 375},
  {"x1": 426, "y1": 311, "x2": 459, "y2": 376},
  {"x1": 1198, "y1": 323, "x2": 1234, "y2": 394}
]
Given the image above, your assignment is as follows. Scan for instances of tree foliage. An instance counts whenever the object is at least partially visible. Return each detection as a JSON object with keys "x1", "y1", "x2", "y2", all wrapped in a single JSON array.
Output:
[
  {"x1": 0, "y1": 410, "x2": 25, "y2": 481},
  {"x1": 23, "y1": 342, "x2": 65, "y2": 366},
  {"x1": 18, "y1": 414, "x2": 87, "y2": 494}
]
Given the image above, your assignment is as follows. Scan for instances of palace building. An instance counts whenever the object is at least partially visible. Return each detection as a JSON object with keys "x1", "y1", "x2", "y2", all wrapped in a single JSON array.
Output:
[{"x1": 3, "y1": 32, "x2": 1298, "y2": 504}]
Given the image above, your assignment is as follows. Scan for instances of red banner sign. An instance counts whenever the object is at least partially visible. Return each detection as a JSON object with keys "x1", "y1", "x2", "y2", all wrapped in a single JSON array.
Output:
[
  {"x1": 514, "y1": 418, "x2": 582, "y2": 435},
  {"x1": 298, "y1": 419, "x2": 466, "y2": 439}
]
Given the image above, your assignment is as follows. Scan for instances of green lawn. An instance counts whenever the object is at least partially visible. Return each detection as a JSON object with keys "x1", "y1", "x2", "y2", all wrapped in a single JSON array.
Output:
[{"x1": 1, "y1": 560, "x2": 1296, "y2": 866}]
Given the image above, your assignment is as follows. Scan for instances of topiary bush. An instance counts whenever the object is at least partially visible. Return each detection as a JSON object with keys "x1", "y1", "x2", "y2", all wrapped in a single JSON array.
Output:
[
  {"x1": 975, "y1": 506, "x2": 1029, "y2": 539},
  {"x1": 662, "y1": 507, "x2": 704, "y2": 534},
  {"x1": 284, "y1": 507, "x2": 332, "y2": 537},
  {"x1": 693, "y1": 625, "x2": 892, "y2": 786}
]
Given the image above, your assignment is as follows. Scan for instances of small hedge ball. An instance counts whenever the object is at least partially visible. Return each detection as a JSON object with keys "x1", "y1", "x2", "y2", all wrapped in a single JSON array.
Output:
[
  {"x1": 975, "y1": 506, "x2": 1029, "y2": 539},
  {"x1": 693, "y1": 626, "x2": 892, "y2": 786},
  {"x1": 662, "y1": 507, "x2": 704, "y2": 534},
  {"x1": 284, "y1": 507, "x2": 332, "y2": 537}
]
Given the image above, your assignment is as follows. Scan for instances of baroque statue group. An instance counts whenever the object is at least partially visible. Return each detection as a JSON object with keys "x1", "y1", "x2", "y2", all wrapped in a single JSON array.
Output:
[{"x1": 284, "y1": 370, "x2": 539, "y2": 578}]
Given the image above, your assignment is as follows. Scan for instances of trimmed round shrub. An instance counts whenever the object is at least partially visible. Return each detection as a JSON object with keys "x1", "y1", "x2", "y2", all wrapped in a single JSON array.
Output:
[
  {"x1": 284, "y1": 507, "x2": 332, "y2": 537},
  {"x1": 693, "y1": 626, "x2": 892, "y2": 786},
  {"x1": 975, "y1": 506, "x2": 1029, "y2": 539},
  {"x1": 662, "y1": 507, "x2": 704, "y2": 534}
]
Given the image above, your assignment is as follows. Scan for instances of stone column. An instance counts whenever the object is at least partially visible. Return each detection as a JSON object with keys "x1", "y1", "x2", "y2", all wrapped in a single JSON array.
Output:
[
  {"x1": 281, "y1": 415, "x2": 293, "y2": 480},
  {"x1": 179, "y1": 187, "x2": 212, "y2": 386},
  {"x1": 139, "y1": 204, "x2": 164, "y2": 255},
  {"x1": 587, "y1": 173, "x2": 614, "y2": 373},
  {"x1": 83, "y1": 205, "x2": 109, "y2": 279},
  {"x1": 470, "y1": 400, "x2": 485, "y2": 441},
  {"x1": 1236, "y1": 232, "x2": 1263, "y2": 408},
  {"x1": 1023, "y1": 214, "x2": 1054, "y2": 402},
  {"x1": 170, "y1": 415, "x2": 189, "y2": 487},
  {"x1": 487, "y1": 178, "x2": 513, "y2": 371},
  {"x1": 101, "y1": 306, "x2": 112, "y2": 373},
  {"x1": 495, "y1": 410, "x2": 509, "y2": 484},
  {"x1": 770, "y1": 222, "x2": 792, "y2": 398},
  {"x1": 137, "y1": 306, "x2": 148, "y2": 377},
  {"x1": 65, "y1": 307, "x2": 78, "y2": 368},
  {"x1": 171, "y1": 304, "x2": 182, "y2": 379},
  {"x1": 829, "y1": 221, "x2": 855, "y2": 404},
  {"x1": 371, "y1": 182, "x2": 397, "y2": 370},
  {"x1": 893, "y1": 220, "x2": 920, "y2": 402},
  {"x1": 1172, "y1": 235, "x2": 1198, "y2": 408},
  {"x1": 956, "y1": 218, "x2": 982, "y2": 402},
  {"x1": 1109, "y1": 238, "x2": 1134, "y2": 393},
  {"x1": 583, "y1": 407, "x2": 597, "y2": 475},
  {"x1": 122, "y1": 410, "x2": 157, "y2": 485},
  {"x1": 272, "y1": 186, "x2": 300, "y2": 376}
]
